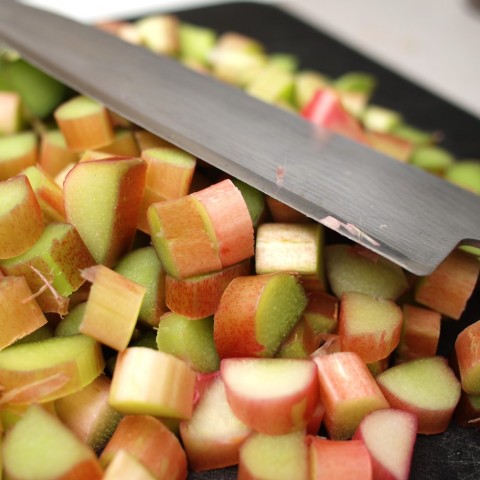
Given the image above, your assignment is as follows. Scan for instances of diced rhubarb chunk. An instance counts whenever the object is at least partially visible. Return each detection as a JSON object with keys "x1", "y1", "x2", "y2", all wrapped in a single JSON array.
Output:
[{"x1": 455, "y1": 320, "x2": 480, "y2": 395}]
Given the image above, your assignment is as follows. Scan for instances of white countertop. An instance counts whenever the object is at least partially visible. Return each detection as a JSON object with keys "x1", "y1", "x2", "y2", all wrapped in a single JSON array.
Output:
[{"x1": 21, "y1": 0, "x2": 480, "y2": 120}]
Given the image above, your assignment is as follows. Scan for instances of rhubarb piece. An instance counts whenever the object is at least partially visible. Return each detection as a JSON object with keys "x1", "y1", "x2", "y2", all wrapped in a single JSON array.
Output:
[
  {"x1": 101, "y1": 415, "x2": 187, "y2": 480},
  {"x1": 376, "y1": 356, "x2": 461, "y2": 434},
  {"x1": 0, "y1": 276, "x2": 47, "y2": 350},
  {"x1": 39, "y1": 129, "x2": 79, "y2": 178},
  {"x1": 14, "y1": 324, "x2": 53, "y2": 345},
  {"x1": 165, "y1": 260, "x2": 250, "y2": 319},
  {"x1": 293, "y1": 70, "x2": 330, "y2": 110},
  {"x1": 142, "y1": 147, "x2": 196, "y2": 200},
  {"x1": 265, "y1": 195, "x2": 309, "y2": 223},
  {"x1": 302, "y1": 290, "x2": 338, "y2": 335},
  {"x1": 54, "y1": 95, "x2": 114, "y2": 151},
  {"x1": 64, "y1": 156, "x2": 147, "y2": 266},
  {"x1": 55, "y1": 375, "x2": 123, "y2": 452},
  {"x1": 231, "y1": 178, "x2": 266, "y2": 227},
  {"x1": 353, "y1": 408, "x2": 417, "y2": 480},
  {"x1": 21, "y1": 165, "x2": 66, "y2": 223},
  {"x1": 192, "y1": 179, "x2": 254, "y2": 268},
  {"x1": 114, "y1": 246, "x2": 166, "y2": 327},
  {"x1": 391, "y1": 123, "x2": 435, "y2": 146},
  {"x1": 245, "y1": 63, "x2": 294, "y2": 105},
  {"x1": 0, "y1": 175, "x2": 44, "y2": 259},
  {"x1": 302, "y1": 88, "x2": 368, "y2": 144},
  {"x1": 313, "y1": 351, "x2": 389, "y2": 439},
  {"x1": 338, "y1": 292, "x2": 403, "y2": 363},
  {"x1": 179, "y1": 23, "x2": 216, "y2": 65},
  {"x1": 276, "y1": 317, "x2": 322, "y2": 359},
  {"x1": 79, "y1": 265, "x2": 146, "y2": 351},
  {"x1": 444, "y1": 159, "x2": 480, "y2": 194},
  {"x1": 3, "y1": 58, "x2": 67, "y2": 117},
  {"x1": 100, "y1": 129, "x2": 140, "y2": 157},
  {"x1": 0, "y1": 334, "x2": 104, "y2": 403},
  {"x1": 180, "y1": 375, "x2": 251, "y2": 471},
  {"x1": 209, "y1": 32, "x2": 266, "y2": 86},
  {"x1": 55, "y1": 302, "x2": 86, "y2": 337},
  {"x1": 109, "y1": 347, "x2": 196, "y2": 418},
  {"x1": 136, "y1": 15, "x2": 180, "y2": 55},
  {"x1": 362, "y1": 104, "x2": 402, "y2": 133},
  {"x1": 366, "y1": 130, "x2": 414, "y2": 162},
  {"x1": 221, "y1": 357, "x2": 319, "y2": 435},
  {"x1": 335, "y1": 72, "x2": 376, "y2": 117},
  {"x1": 255, "y1": 223, "x2": 324, "y2": 281},
  {"x1": 455, "y1": 390, "x2": 480, "y2": 428},
  {"x1": 156, "y1": 312, "x2": 220, "y2": 373},
  {"x1": 134, "y1": 129, "x2": 174, "y2": 150},
  {"x1": 0, "y1": 222, "x2": 95, "y2": 314},
  {"x1": 238, "y1": 431, "x2": 308, "y2": 480},
  {"x1": 148, "y1": 194, "x2": 222, "y2": 279},
  {"x1": 0, "y1": 131, "x2": 37, "y2": 181},
  {"x1": 0, "y1": 91, "x2": 23, "y2": 134},
  {"x1": 410, "y1": 145, "x2": 455, "y2": 174},
  {"x1": 414, "y1": 248, "x2": 480, "y2": 319},
  {"x1": 455, "y1": 319, "x2": 480, "y2": 395},
  {"x1": 103, "y1": 450, "x2": 156, "y2": 480},
  {"x1": 395, "y1": 304, "x2": 441, "y2": 363},
  {"x1": 326, "y1": 244, "x2": 409, "y2": 300},
  {"x1": 3, "y1": 405, "x2": 103, "y2": 480},
  {"x1": 97, "y1": 20, "x2": 142, "y2": 45},
  {"x1": 214, "y1": 272, "x2": 308, "y2": 358},
  {"x1": 308, "y1": 437, "x2": 372, "y2": 480}
]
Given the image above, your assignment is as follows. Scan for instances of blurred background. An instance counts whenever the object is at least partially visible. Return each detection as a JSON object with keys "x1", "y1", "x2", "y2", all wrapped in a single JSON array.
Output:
[{"x1": 22, "y1": 0, "x2": 480, "y2": 119}]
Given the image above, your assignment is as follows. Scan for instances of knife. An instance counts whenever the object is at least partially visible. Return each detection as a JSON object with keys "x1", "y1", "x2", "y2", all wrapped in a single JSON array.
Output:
[{"x1": 0, "y1": 0, "x2": 478, "y2": 275}]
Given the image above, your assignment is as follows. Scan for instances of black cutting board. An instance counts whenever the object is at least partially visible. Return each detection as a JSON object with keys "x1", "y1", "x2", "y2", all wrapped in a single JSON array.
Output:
[{"x1": 157, "y1": 2, "x2": 480, "y2": 479}]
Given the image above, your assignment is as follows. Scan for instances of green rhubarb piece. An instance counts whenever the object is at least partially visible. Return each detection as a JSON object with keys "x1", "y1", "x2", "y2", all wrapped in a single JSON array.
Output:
[
  {"x1": 231, "y1": 178, "x2": 266, "y2": 227},
  {"x1": 256, "y1": 273, "x2": 308, "y2": 357},
  {"x1": 179, "y1": 23, "x2": 217, "y2": 65},
  {"x1": 293, "y1": 70, "x2": 330, "y2": 109},
  {"x1": 54, "y1": 95, "x2": 104, "y2": 120},
  {"x1": 246, "y1": 63, "x2": 294, "y2": 105},
  {"x1": 444, "y1": 160, "x2": 480, "y2": 194},
  {"x1": 362, "y1": 105, "x2": 403, "y2": 133},
  {"x1": 114, "y1": 246, "x2": 165, "y2": 327},
  {"x1": 268, "y1": 53, "x2": 299, "y2": 73},
  {"x1": 55, "y1": 303, "x2": 87, "y2": 337},
  {"x1": 131, "y1": 330, "x2": 158, "y2": 350},
  {"x1": 2, "y1": 59, "x2": 67, "y2": 118},
  {"x1": 156, "y1": 313, "x2": 219, "y2": 373},
  {"x1": 14, "y1": 325, "x2": 53, "y2": 345},
  {"x1": 0, "y1": 131, "x2": 37, "y2": 162},
  {"x1": 334, "y1": 72, "x2": 376, "y2": 95},
  {"x1": 0, "y1": 222, "x2": 93, "y2": 298},
  {"x1": 326, "y1": 244, "x2": 408, "y2": 300},
  {"x1": 3, "y1": 405, "x2": 101, "y2": 479},
  {"x1": 410, "y1": 145, "x2": 455, "y2": 173},
  {"x1": 391, "y1": 123, "x2": 434, "y2": 146}
]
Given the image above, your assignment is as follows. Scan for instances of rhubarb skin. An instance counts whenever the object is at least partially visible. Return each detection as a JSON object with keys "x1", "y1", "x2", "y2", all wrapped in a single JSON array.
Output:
[
  {"x1": 214, "y1": 272, "x2": 308, "y2": 358},
  {"x1": 313, "y1": 351, "x2": 389, "y2": 439},
  {"x1": 376, "y1": 356, "x2": 461, "y2": 434},
  {"x1": 64, "y1": 156, "x2": 147, "y2": 267},
  {"x1": 414, "y1": 248, "x2": 480, "y2": 319},
  {"x1": 100, "y1": 415, "x2": 187, "y2": 480},
  {"x1": 395, "y1": 304, "x2": 441, "y2": 363},
  {"x1": 109, "y1": 347, "x2": 196, "y2": 419},
  {"x1": 179, "y1": 375, "x2": 251, "y2": 471},
  {"x1": 0, "y1": 174, "x2": 44, "y2": 259},
  {"x1": 165, "y1": 259, "x2": 251, "y2": 319},
  {"x1": 455, "y1": 319, "x2": 480, "y2": 395},
  {"x1": 148, "y1": 195, "x2": 222, "y2": 279},
  {"x1": 192, "y1": 179, "x2": 254, "y2": 268},
  {"x1": 307, "y1": 436, "x2": 373, "y2": 480},
  {"x1": 3, "y1": 405, "x2": 103, "y2": 480},
  {"x1": 0, "y1": 276, "x2": 48, "y2": 350},
  {"x1": 79, "y1": 265, "x2": 146, "y2": 351}
]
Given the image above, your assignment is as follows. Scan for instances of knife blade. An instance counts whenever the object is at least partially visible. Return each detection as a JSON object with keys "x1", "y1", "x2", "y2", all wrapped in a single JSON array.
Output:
[{"x1": 0, "y1": 0, "x2": 478, "y2": 275}]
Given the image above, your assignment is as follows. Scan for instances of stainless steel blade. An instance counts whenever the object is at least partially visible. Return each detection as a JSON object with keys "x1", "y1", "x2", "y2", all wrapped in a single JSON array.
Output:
[{"x1": 0, "y1": 0, "x2": 479, "y2": 275}]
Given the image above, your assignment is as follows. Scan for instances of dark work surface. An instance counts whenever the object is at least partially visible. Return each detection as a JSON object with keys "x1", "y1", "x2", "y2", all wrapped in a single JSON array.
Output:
[{"x1": 147, "y1": 2, "x2": 480, "y2": 479}]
